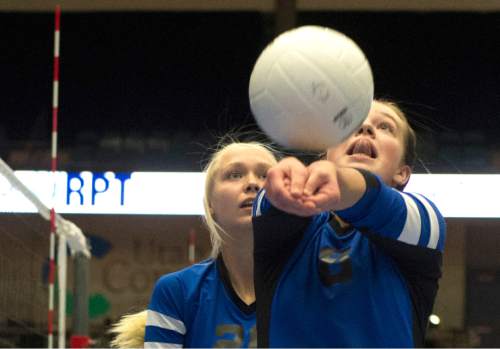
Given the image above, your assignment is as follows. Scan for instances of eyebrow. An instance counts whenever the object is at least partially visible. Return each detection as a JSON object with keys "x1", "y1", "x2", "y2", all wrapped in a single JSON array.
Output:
[{"x1": 223, "y1": 161, "x2": 273, "y2": 170}]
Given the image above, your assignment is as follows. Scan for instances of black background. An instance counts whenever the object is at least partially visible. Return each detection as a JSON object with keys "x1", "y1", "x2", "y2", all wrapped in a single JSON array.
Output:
[{"x1": 0, "y1": 11, "x2": 499, "y2": 170}]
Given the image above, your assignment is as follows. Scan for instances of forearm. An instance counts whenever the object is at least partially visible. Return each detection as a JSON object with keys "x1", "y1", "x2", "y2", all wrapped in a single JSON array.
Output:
[{"x1": 334, "y1": 167, "x2": 367, "y2": 211}]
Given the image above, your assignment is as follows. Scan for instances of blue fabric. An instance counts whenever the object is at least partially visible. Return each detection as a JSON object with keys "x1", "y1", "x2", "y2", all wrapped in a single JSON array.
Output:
[
  {"x1": 145, "y1": 259, "x2": 256, "y2": 348},
  {"x1": 145, "y1": 326, "x2": 183, "y2": 345},
  {"x1": 268, "y1": 215, "x2": 414, "y2": 347},
  {"x1": 253, "y1": 172, "x2": 446, "y2": 347}
]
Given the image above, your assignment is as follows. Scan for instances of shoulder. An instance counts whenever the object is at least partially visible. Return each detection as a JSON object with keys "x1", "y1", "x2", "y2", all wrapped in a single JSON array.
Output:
[
  {"x1": 155, "y1": 258, "x2": 217, "y2": 291},
  {"x1": 148, "y1": 259, "x2": 217, "y2": 316}
]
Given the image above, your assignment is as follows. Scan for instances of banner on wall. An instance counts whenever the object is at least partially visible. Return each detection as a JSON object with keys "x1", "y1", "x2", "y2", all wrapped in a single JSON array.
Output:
[{"x1": 0, "y1": 171, "x2": 498, "y2": 218}]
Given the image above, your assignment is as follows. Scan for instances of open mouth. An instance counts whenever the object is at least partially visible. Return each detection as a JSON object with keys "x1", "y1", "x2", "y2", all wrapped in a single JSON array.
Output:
[
  {"x1": 346, "y1": 139, "x2": 378, "y2": 159},
  {"x1": 239, "y1": 198, "x2": 254, "y2": 208}
]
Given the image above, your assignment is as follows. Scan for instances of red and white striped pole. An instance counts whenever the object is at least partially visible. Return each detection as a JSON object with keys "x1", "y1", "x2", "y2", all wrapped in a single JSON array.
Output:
[
  {"x1": 188, "y1": 229, "x2": 196, "y2": 264},
  {"x1": 48, "y1": 5, "x2": 61, "y2": 349}
]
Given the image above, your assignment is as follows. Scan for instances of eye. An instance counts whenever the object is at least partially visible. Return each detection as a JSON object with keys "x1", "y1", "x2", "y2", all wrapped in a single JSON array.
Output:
[
  {"x1": 378, "y1": 121, "x2": 395, "y2": 133},
  {"x1": 227, "y1": 171, "x2": 243, "y2": 179}
]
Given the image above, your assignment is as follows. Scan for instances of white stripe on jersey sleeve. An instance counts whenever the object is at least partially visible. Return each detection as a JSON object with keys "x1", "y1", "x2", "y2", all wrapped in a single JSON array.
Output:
[
  {"x1": 144, "y1": 341, "x2": 182, "y2": 348},
  {"x1": 411, "y1": 193, "x2": 440, "y2": 249},
  {"x1": 146, "y1": 309, "x2": 186, "y2": 335},
  {"x1": 254, "y1": 189, "x2": 266, "y2": 217},
  {"x1": 397, "y1": 192, "x2": 422, "y2": 245}
]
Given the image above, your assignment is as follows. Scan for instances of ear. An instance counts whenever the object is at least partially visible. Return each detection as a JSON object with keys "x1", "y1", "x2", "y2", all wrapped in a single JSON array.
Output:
[{"x1": 392, "y1": 164, "x2": 411, "y2": 189}]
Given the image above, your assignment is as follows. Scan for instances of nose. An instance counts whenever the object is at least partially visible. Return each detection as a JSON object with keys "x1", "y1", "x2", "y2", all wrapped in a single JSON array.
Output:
[
  {"x1": 245, "y1": 174, "x2": 262, "y2": 193},
  {"x1": 356, "y1": 122, "x2": 375, "y2": 137}
]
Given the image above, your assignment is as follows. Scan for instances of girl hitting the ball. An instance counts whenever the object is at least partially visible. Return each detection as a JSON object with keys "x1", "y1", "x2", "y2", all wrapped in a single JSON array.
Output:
[
  {"x1": 253, "y1": 99, "x2": 446, "y2": 347},
  {"x1": 140, "y1": 141, "x2": 278, "y2": 348}
]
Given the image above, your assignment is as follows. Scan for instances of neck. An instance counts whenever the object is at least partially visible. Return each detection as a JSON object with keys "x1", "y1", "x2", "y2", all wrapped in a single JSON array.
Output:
[
  {"x1": 220, "y1": 227, "x2": 255, "y2": 305},
  {"x1": 334, "y1": 214, "x2": 350, "y2": 229}
]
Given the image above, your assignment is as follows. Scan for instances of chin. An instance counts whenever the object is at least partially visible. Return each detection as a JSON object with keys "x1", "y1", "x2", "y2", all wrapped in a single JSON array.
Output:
[
  {"x1": 239, "y1": 216, "x2": 253, "y2": 226},
  {"x1": 347, "y1": 163, "x2": 385, "y2": 179},
  {"x1": 342, "y1": 160, "x2": 373, "y2": 172}
]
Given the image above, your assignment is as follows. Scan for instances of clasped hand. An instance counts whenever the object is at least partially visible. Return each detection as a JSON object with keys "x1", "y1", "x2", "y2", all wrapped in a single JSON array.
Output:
[{"x1": 264, "y1": 157, "x2": 341, "y2": 217}]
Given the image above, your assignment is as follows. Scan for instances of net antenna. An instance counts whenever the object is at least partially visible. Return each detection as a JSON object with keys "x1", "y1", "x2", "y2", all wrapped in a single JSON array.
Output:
[
  {"x1": 49, "y1": 5, "x2": 90, "y2": 348},
  {"x1": 49, "y1": 5, "x2": 60, "y2": 348}
]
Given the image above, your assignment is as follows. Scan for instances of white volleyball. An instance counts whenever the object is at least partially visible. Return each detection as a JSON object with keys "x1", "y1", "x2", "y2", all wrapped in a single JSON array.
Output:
[{"x1": 249, "y1": 25, "x2": 374, "y2": 150}]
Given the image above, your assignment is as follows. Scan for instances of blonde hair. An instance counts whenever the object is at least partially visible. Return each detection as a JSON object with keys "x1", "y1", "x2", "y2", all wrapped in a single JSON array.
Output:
[
  {"x1": 108, "y1": 142, "x2": 277, "y2": 347},
  {"x1": 202, "y1": 141, "x2": 278, "y2": 258},
  {"x1": 109, "y1": 310, "x2": 147, "y2": 348}
]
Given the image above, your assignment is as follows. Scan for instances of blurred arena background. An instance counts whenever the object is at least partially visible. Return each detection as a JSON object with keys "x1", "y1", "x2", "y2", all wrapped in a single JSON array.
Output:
[{"x1": 0, "y1": 1, "x2": 499, "y2": 347}]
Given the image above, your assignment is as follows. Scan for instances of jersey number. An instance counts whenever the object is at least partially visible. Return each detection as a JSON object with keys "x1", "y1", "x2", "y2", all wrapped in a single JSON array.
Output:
[{"x1": 214, "y1": 324, "x2": 257, "y2": 348}]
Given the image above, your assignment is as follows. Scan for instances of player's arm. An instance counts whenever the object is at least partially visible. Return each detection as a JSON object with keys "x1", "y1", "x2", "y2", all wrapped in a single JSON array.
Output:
[
  {"x1": 265, "y1": 158, "x2": 446, "y2": 256},
  {"x1": 266, "y1": 157, "x2": 446, "y2": 261},
  {"x1": 252, "y1": 187, "x2": 313, "y2": 348},
  {"x1": 334, "y1": 168, "x2": 446, "y2": 345},
  {"x1": 264, "y1": 157, "x2": 366, "y2": 216},
  {"x1": 144, "y1": 274, "x2": 186, "y2": 348},
  {"x1": 334, "y1": 169, "x2": 446, "y2": 255},
  {"x1": 332, "y1": 167, "x2": 446, "y2": 297},
  {"x1": 252, "y1": 188, "x2": 312, "y2": 275}
]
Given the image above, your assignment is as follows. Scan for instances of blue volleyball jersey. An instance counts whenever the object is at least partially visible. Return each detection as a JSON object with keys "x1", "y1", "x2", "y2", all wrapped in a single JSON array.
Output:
[
  {"x1": 252, "y1": 170, "x2": 446, "y2": 348},
  {"x1": 144, "y1": 258, "x2": 256, "y2": 348}
]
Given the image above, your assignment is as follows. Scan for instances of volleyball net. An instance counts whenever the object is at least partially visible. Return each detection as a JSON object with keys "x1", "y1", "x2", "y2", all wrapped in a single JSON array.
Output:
[{"x1": 0, "y1": 157, "x2": 90, "y2": 348}]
